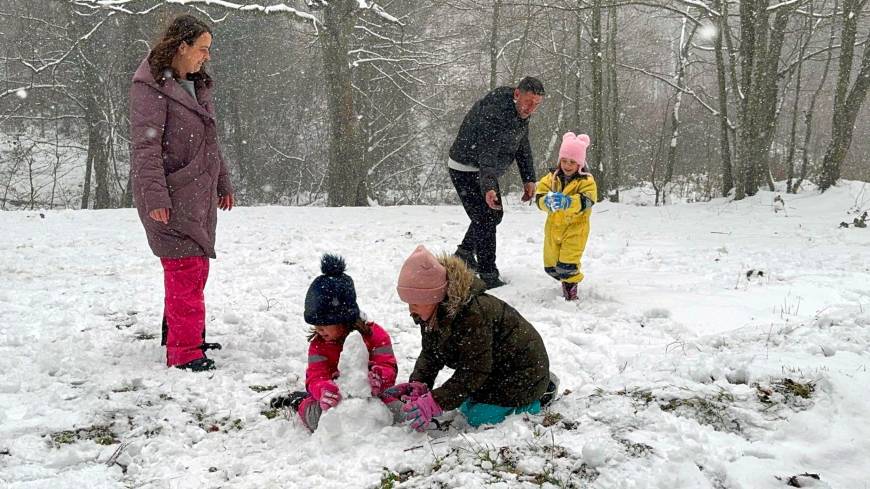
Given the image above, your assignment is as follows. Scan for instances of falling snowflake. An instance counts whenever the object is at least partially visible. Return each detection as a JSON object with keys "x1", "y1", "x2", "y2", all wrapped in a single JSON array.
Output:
[
  {"x1": 698, "y1": 24, "x2": 718, "y2": 41},
  {"x1": 15, "y1": 89, "x2": 27, "y2": 99},
  {"x1": 145, "y1": 128, "x2": 158, "y2": 139}
]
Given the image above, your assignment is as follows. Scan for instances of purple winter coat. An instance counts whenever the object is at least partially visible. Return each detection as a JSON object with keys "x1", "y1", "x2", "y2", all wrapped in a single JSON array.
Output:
[{"x1": 130, "y1": 58, "x2": 232, "y2": 259}]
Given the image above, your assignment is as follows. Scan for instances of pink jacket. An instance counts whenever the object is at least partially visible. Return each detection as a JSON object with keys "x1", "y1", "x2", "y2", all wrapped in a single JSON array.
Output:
[{"x1": 305, "y1": 322, "x2": 398, "y2": 398}]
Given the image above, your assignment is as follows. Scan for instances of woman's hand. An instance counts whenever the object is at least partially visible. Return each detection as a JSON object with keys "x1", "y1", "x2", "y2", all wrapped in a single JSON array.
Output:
[
  {"x1": 218, "y1": 194, "x2": 234, "y2": 211},
  {"x1": 149, "y1": 208, "x2": 170, "y2": 224}
]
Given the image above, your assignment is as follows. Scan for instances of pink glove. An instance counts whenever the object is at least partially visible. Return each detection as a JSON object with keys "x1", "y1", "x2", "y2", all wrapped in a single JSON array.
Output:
[
  {"x1": 381, "y1": 381, "x2": 429, "y2": 403},
  {"x1": 368, "y1": 365, "x2": 394, "y2": 397},
  {"x1": 401, "y1": 392, "x2": 443, "y2": 432},
  {"x1": 311, "y1": 381, "x2": 341, "y2": 411}
]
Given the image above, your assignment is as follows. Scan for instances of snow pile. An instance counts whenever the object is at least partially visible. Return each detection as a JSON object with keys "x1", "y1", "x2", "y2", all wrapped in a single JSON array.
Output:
[{"x1": 313, "y1": 332, "x2": 393, "y2": 446}]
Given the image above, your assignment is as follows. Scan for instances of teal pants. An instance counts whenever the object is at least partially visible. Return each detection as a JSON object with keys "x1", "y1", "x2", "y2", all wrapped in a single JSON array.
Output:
[{"x1": 459, "y1": 398, "x2": 542, "y2": 427}]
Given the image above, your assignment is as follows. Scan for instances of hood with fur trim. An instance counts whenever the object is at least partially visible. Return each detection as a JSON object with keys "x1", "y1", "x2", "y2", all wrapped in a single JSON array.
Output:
[{"x1": 437, "y1": 254, "x2": 487, "y2": 319}]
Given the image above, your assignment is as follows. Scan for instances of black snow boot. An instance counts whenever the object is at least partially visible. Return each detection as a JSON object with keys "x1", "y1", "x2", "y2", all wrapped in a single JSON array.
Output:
[
  {"x1": 200, "y1": 342, "x2": 223, "y2": 351},
  {"x1": 175, "y1": 357, "x2": 216, "y2": 372},
  {"x1": 540, "y1": 372, "x2": 560, "y2": 408},
  {"x1": 270, "y1": 391, "x2": 309, "y2": 411},
  {"x1": 454, "y1": 246, "x2": 478, "y2": 271},
  {"x1": 479, "y1": 271, "x2": 506, "y2": 290}
]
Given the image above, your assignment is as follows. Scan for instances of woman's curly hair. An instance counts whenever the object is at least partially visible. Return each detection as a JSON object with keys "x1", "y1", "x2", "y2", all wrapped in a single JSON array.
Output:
[{"x1": 148, "y1": 14, "x2": 212, "y2": 86}]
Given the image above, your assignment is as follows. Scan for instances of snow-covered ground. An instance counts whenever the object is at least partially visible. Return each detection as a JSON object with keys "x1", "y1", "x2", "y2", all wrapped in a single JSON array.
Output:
[{"x1": 1, "y1": 182, "x2": 868, "y2": 488}]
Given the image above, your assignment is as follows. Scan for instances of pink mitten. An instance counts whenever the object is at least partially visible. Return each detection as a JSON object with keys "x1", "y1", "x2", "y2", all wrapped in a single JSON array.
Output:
[
  {"x1": 311, "y1": 381, "x2": 341, "y2": 411},
  {"x1": 368, "y1": 365, "x2": 393, "y2": 397},
  {"x1": 401, "y1": 392, "x2": 443, "y2": 431},
  {"x1": 381, "y1": 381, "x2": 429, "y2": 403}
]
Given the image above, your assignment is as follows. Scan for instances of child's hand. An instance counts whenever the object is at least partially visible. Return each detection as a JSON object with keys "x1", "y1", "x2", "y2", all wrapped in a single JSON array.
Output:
[
  {"x1": 544, "y1": 192, "x2": 572, "y2": 212},
  {"x1": 381, "y1": 381, "x2": 429, "y2": 403},
  {"x1": 402, "y1": 393, "x2": 443, "y2": 432},
  {"x1": 368, "y1": 365, "x2": 390, "y2": 396},
  {"x1": 314, "y1": 381, "x2": 341, "y2": 411}
]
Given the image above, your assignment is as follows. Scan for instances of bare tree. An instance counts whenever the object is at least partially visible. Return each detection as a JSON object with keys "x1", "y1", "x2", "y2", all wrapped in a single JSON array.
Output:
[{"x1": 819, "y1": 0, "x2": 870, "y2": 191}]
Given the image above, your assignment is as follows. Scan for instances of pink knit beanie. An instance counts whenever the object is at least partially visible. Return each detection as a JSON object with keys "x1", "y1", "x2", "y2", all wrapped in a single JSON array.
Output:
[
  {"x1": 559, "y1": 132, "x2": 590, "y2": 168},
  {"x1": 396, "y1": 245, "x2": 448, "y2": 305}
]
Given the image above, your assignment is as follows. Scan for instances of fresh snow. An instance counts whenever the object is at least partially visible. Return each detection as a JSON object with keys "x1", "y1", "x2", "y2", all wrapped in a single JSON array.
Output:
[{"x1": 1, "y1": 182, "x2": 868, "y2": 488}]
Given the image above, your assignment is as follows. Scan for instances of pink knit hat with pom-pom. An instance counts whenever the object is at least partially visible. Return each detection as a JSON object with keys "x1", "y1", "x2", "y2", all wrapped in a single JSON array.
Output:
[{"x1": 559, "y1": 132, "x2": 590, "y2": 168}]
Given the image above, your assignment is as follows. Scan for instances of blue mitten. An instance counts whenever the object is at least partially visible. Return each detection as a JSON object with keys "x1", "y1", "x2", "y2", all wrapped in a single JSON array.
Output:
[{"x1": 544, "y1": 192, "x2": 572, "y2": 211}]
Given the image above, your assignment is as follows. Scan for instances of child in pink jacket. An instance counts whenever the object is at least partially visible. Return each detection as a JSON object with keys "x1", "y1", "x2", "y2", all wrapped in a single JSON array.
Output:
[{"x1": 270, "y1": 254, "x2": 399, "y2": 432}]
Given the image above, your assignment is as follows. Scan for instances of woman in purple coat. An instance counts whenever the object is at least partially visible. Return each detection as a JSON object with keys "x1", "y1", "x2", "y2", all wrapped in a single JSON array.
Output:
[{"x1": 130, "y1": 14, "x2": 234, "y2": 371}]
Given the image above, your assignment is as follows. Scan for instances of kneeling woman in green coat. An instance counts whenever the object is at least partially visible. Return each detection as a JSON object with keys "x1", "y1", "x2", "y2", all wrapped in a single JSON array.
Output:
[{"x1": 388, "y1": 245, "x2": 554, "y2": 430}]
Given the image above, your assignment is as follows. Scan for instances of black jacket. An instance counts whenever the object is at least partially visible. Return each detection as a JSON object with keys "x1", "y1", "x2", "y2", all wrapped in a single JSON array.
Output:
[
  {"x1": 449, "y1": 86, "x2": 536, "y2": 192},
  {"x1": 409, "y1": 256, "x2": 550, "y2": 410}
]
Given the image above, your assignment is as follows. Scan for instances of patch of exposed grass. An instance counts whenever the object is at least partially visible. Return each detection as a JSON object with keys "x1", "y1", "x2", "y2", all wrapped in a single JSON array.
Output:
[
  {"x1": 49, "y1": 424, "x2": 118, "y2": 447},
  {"x1": 377, "y1": 468, "x2": 415, "y2": 489},
  {"x1": 542, "y1": 411, "x2": 563, "y2": 427},
  {"x1": 618, "y1": 438, "x2": 654, "y2": 457},
  {"x1": 261, "y1": 409, "x2": 280, "y2": 420},
  {"x1": 190, "y1": 407, "x2": 244, "y2": 433},
  {"x1": 249, "y1": 384, "x2": 277, "y2": 393},
  {"x1": 756, "y1": 378, "x2": 815, "y2": 411},
  {"x1": 570, "y1": 463, "x2": 600, "y2": 484},
  {"x1": 659, "y1": 391, "x2": 742, "y2": 434}
]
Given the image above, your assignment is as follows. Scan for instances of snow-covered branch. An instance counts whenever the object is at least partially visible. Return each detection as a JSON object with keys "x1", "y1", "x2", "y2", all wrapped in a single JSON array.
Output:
[
  {"x1": 68, "y1": 0, "x2": 320, "y2": 27},
  {"x1": 19, "y1": 13, "x2": 114, "y2": 75},
  {"x1": 617, "y1": 62, "x2": 736, "y2": 130},
  {"x1": 0, "y1": 84, "x2": 67, "y2": 100}
]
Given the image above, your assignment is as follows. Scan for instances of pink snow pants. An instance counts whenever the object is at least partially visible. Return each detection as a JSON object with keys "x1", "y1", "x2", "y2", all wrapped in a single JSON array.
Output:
[{"x1": 160, "y1": 256, "x2": 210, "y2": 367}]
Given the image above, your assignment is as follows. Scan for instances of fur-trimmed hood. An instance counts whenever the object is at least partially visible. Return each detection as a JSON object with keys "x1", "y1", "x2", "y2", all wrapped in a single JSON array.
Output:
[{"x1": 437, "y1": 254, "x2": 486, "y2": 319}]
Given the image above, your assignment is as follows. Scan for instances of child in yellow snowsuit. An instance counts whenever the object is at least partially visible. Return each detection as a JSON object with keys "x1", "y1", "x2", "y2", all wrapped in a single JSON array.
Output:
[{"x1": 535, "y1": 132, "x2": 598, "y2": 301}]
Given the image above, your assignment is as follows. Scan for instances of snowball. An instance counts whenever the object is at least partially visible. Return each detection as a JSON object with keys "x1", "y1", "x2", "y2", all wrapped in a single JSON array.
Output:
[{"x1": 582, "y1": 441, "x2": 607, "y2": 467}]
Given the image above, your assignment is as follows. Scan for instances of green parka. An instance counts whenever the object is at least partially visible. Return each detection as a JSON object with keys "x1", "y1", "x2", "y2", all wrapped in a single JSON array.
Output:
[{"x1": 409, "y1": 256, "x2": 550, "y2": 410}]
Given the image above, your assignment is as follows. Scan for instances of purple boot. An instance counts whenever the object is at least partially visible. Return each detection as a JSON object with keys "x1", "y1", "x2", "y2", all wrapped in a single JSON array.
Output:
[{"x1": 562, "y1": 282, "x2": 578, "y2": 301}]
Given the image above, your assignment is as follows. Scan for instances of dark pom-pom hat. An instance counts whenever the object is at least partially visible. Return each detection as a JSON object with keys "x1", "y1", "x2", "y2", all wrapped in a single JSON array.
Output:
[{"x1": 303, "y1": 254, "x2": 360, "y2": 326}]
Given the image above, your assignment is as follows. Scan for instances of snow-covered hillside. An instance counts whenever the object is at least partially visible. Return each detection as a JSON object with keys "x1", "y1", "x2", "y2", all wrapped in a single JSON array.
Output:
[{"x1": 1, "y1": 182, "x2": 868, "y2": 488}]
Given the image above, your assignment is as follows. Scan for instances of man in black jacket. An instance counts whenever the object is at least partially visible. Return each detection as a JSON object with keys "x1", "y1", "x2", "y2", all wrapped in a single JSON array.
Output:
[{"x1": 448, "y1": 77, "x2": 544, "y2": 289}]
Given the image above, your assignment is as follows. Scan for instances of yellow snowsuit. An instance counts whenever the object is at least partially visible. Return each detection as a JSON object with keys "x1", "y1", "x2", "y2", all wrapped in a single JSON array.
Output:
[{"x1": 535, "y1": 170, "x2": 598, "y2": 284}]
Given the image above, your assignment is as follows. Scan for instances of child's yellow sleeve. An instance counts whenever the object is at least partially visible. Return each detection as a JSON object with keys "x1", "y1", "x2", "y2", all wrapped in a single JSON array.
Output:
[
  {"x1": 534, "y1": 174, "x2": 553, "y2": 212},
  {"x1": 566, "y1": 176, "x2": 598, "y2": 214}
]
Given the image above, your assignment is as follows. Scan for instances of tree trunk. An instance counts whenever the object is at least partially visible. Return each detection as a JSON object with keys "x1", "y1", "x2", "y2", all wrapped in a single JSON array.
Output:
[
  {"x1": 735, "y1": 0, "x2": 757, "y2": 200},
  {"x1": 796, "y1": 0, "x2": 838, "y2": 193},
  {"x1": 662, "y1": 18, "x2": 695, "y2": 205},
  {"x1": 488, "y1": 0, "x2": 503, "y2": 90},
  {"x1": 590, "y1": 0, "x2": 607, "y2": 199},
  {"x1": 756, "y1": 8, "x2": 792, "y2": 193},
  {"x1": 81, "y1": 152, "x2": 93, "y2": 209},
  {"x1": 321, "y1": 1, "x2": 368, "y2": 206},
  {"x1": 87, "y1": 94, "x2": 111, "y2": 209},
  {"x1": 714, "y1": 0, "x2": 734, "y2": 197},
  {"x1": 607, "y1": 5, "x2": 621, "y2": 202},
  {"x1": 820, "y1": 0, "x2": 870, "y2": 191},
  {"x1": 786, "y1": 12, "x2": 815, "y2": 194}
]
